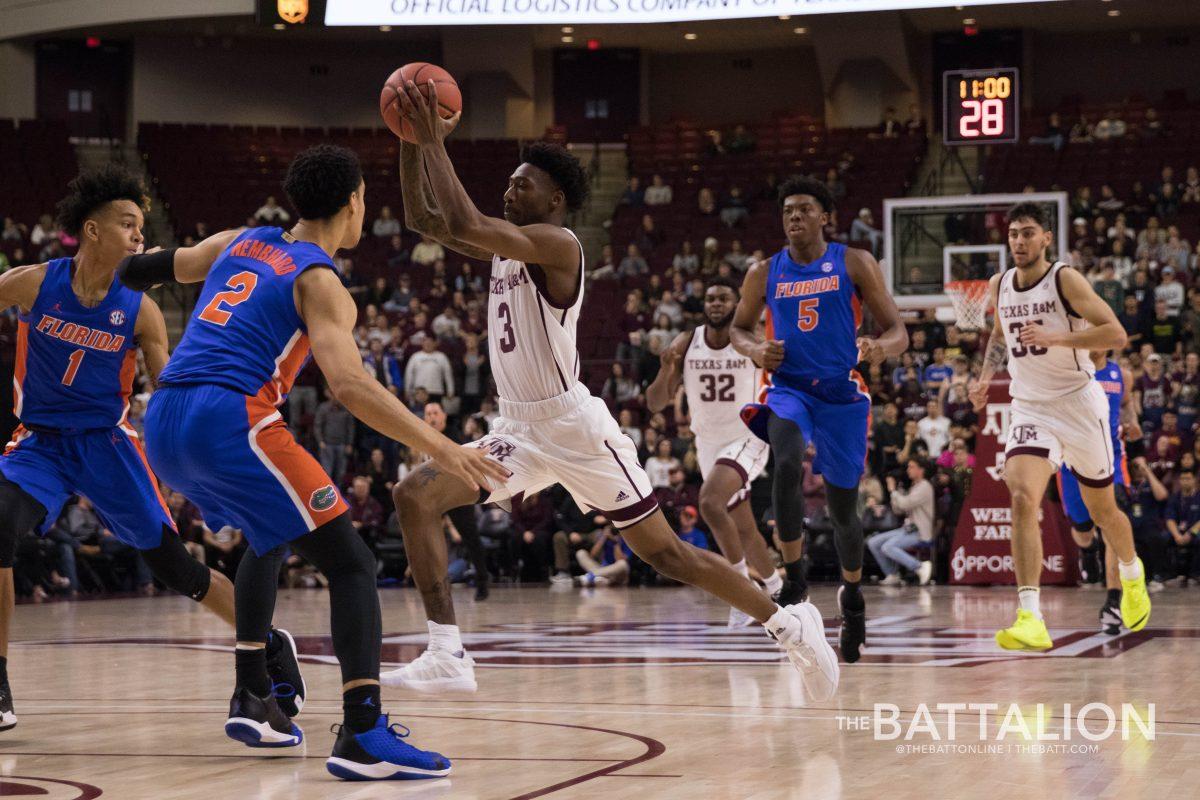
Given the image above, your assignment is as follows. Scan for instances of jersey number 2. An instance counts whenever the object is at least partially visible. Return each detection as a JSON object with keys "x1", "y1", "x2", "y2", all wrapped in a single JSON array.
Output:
[
  {"x1": 199, "y1": 271, "x2": 259, "y2": 326},
  {"x1": 797, "y1": 298, "x2": 820, "y2": 332}
]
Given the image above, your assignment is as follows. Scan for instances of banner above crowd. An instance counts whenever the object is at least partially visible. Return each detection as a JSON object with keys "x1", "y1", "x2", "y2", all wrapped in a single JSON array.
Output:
[{"x1": 325, "y1": 0, "x2": 1060, "y2": 26}]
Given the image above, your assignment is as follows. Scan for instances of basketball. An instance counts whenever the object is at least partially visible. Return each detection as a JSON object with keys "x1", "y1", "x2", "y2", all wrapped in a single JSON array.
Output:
[{"x1": 380, "y1": 62, "x2": 462, "y2": 143}]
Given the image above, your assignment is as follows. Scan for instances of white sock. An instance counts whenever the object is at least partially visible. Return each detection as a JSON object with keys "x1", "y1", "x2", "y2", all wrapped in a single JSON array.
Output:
[
  {"x1": 428, "y1": 620, "x2": 463, "y2": 654},
  {"x1": 1017, "y1": 586, "x2": 1042, "y2": 619},
  {"x1": 763, "y1": 605, "x2": 795, "y2": 637},
  {"x1": 763, "y1": 571, "x2": 784, "y2": 596},
  {"x1": 1118, "y1": 558, "x2": 1142, "y2": 581},
  {"x1": 732, "y1": 559, "x2": 750, "y2": 578}
]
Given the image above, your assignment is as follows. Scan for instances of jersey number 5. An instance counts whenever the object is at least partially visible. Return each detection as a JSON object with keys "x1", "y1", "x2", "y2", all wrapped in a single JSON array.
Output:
[
  {"x1": 797, "y1": 298, "x2": 820, "y2": 332},
  {"x1": 199, "y1": 271, "x2": 259, "y2": 326}
]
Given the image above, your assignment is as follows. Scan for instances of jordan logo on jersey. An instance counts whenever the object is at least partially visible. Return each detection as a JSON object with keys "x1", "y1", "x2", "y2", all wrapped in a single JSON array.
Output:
[
  {"x1": 35, "y1": 314, "x2": 126, "y2": 352},
  {"x1": 309, "y1": 485, "x2": 338, "y2": 511}
]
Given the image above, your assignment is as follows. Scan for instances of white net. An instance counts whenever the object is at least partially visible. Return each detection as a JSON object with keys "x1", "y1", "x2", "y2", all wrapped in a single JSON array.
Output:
[{"x1": 945, "y1": 279, "x2": 990, "y2": 331}]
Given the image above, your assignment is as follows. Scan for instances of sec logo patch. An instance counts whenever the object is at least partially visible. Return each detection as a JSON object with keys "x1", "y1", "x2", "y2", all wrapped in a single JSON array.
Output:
[
  {"x1": 309, "y1": 485, "x2": 338, "y2": 511},
  {"x1": 110, "y1": 310, "x2": 126, "y2": 326}
]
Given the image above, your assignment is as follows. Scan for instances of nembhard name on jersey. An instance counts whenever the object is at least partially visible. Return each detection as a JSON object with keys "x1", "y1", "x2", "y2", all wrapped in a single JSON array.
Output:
[
  {"x1": 1000, "y1": 300, "x2": 1057, "y2": 318},
  {"x1": 34, "y1": 315, "x2": 126, "y2": 352},
  {"x1": 490, "y1": 269, "x2": 530, "y2": 295},
  {"x1": 226, "y1": 238, "x2": 298, "y2": 276},
  {"x1": 774, "y1": 275, "x2": 839, "y2": 299}
]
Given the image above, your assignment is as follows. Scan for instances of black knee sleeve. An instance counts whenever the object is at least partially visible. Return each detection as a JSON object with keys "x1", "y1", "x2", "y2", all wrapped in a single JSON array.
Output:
[
  {"x1": 0, "y1": 478, "x2": 48, "y2": 569},
  {"x1": 292, "y1": 513, "x2": 381, "y2": 684},
  {"x1": 826, "y1": 482, "x2": 865, "y2": 573},
  {"x1": 139, "y1": 526, "x2": 212, "y2": 601},
  {"x1": 767, "y1": 413, "x2": 807, "y2": 544}
]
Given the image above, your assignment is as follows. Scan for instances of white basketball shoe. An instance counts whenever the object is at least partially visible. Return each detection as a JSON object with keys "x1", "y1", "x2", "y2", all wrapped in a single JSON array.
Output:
[
  {"x1": 764, "y1": 602, "x2": 839, "y2": 701},
  {"x1": 380, "y1": 647, "x2": 478, "y2": 694}
]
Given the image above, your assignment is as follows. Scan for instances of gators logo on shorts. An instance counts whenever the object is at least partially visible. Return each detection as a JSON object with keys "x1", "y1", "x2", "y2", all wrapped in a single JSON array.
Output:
[{"x1": 309, "y1": 485, "x2": 338, "y2": 511}]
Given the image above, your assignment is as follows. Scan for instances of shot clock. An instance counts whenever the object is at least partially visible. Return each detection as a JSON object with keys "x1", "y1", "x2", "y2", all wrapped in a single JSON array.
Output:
[{"x1": 943, "y1": 67, "x2": 1020, "y2": 145}]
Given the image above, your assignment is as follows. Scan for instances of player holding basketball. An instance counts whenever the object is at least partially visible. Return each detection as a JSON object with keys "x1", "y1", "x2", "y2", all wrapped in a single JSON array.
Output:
[
  {"x1": 0, "y1": 165, "x2": 302, "y2": 733},
  {"x1": 123, "y1": 145, "x2": 504, "y2": 779},
  {"x1": 645, "y1": 279, "x2": 789, "y2": 628},
  {"x1": 731, "y1": 176, "x2": 909, "y2": 664},
  {"x1": 383, "y1": 79, "x2": 839, "y2": 701},
  {"x1": 969, "y1": 202, "x2": 1150, "y2": 650},
  {"x1": 1057, "y1": 350, "x2": 1138, "y2": 634}
]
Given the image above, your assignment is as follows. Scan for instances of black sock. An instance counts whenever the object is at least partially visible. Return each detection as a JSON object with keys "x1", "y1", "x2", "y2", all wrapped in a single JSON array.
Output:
[
  {"x1": 235, "y1": 648, "x2": 271, "y2": 697},
  {"x1": 0, "y1": 655, "x2": 7, "y2": 684},
  {"x1": 841, "y1": 579, "x2": 865, "y2": 611},
  {"x1": 1106, "y1": 588, "x2": 1121, "y2": 604},
  {"x1": 784, "y1": 558, "x2": 805, "y2": 585},
  {"x1": 344, "y1": 684, "x2": 382, "y2": 733},
  {"x1": 265, "y1": 629, "x2": 282, "y2": 658}
]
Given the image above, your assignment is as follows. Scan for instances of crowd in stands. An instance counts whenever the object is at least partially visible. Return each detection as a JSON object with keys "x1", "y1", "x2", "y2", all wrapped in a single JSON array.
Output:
[{"x1": 3, "y1": 106, "x2": 1200, "y2": 603}]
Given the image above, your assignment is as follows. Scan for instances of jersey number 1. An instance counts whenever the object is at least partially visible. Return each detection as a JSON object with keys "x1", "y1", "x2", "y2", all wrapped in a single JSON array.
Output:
[
  {"x1": 61, "y1": 349, "x2": 85, "y2": 386},
  {"x1": 199, "y1": 271, "x2": 259, "y2": 326}
]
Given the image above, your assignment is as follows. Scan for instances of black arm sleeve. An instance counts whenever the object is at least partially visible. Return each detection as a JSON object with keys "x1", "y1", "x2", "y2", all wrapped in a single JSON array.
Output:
[{"x1": 116, "y1": 248, "x2": 179, "y2": 292}]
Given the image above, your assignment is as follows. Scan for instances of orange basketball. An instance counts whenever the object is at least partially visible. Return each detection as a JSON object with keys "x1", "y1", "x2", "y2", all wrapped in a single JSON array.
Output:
[{"x1": 380, "y1": 62, "x2": 461, "y2": 143}]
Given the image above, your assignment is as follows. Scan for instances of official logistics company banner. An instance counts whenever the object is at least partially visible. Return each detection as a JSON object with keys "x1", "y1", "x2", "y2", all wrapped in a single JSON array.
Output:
[{"x1": 325, "y1": 0, "x2": 1061, "y2": 26}]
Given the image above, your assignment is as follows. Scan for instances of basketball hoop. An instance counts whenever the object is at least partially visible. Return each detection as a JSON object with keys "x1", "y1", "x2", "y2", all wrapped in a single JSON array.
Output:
[{"x1": 944, "y1": 280, "x2": 991, "y2": 332}]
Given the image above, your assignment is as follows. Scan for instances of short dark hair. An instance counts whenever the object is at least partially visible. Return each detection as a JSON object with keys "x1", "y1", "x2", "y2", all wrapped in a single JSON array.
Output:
[
  {"x1": 1006, "y1": 201, "x2": 1050, "y2": 231},
  {"x1": 520, "y1": 142, "x2": 590, "y2": 212},
  {"x1": 777, "y1": 175, "x2": 835, "y2": 213},
  {"x1": 707, "y1": 277, "x2": 740, "y2": 297},
  {"x1": 55, "y1": 163, "x2": 150, "y2": 237},
  {"x1": 283, "y1": 144, "x2": 362, "y2": 221}
]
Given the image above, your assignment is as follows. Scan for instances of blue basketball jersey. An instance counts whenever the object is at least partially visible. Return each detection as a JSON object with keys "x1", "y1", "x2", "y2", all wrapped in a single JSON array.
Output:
[
  {"x1": 763, "y1": 242, "x2": 861, "y2": 386},
  {"x1": 1094, "y1": 359, "x2": 1124, "y2": 453},
  {"x1": 160, "y1": 228, "x2": 336, "y2": 405},
  {"x1": 14, "y1": 258, "x2": 142, "y2": 430}
]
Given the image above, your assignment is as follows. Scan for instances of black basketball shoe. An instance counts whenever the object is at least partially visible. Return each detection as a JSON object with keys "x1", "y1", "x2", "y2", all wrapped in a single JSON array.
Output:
[
  {"x1": 265, "y1": 628, "x2": 306, "y2": 718},
  {"x1": 773, "y1": 579, "x2": 808, "y2": 607},
  {"x1": 1100, "y1": 598, "x2": 1123, "y2": 636},
  {"x1": 837, "y1": 585, "x2": 866, "y2": 664},
  {"x1": 225, "y1": 687, "x2": 303, "y2": 748},
  {"x1": 0, "y1": 681, "x2": 15, "y2": 732}
]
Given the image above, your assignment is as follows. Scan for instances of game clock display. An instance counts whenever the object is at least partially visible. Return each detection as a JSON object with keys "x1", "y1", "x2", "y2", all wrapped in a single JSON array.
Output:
[{"x1": 943, "y1": 68, "x2": 1020, "y2": 145}]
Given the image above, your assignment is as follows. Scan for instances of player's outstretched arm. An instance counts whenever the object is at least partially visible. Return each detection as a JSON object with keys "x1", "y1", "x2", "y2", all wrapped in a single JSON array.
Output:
[
  {"x1": 398, "y1": 80, "x2": 579, "y2": 291},
  {"x1": 1018, "y1": 266, "x2": 1127, "y2": 352},
  {"x1": 0, "y1": 264, "x2": 47, "y2": 314},
  {"x1": 296, "y1": 266, "x2": 508, "y2": 492},
  {"x1": 117, "y1": 230, "x2": 242, "y2": 290},
  {"x1": 134, "y1": 295, "x2": 170, "y2": 387},
  {"x1": 645, "y1": 331, "x2": 691, "y2": 413},
  {"x1": 969, "y1": 273, "x2": 1006, "y2": 411},
  {"x1": 846, "y1": 248, "x2": 908, "y2": 364},
  {"x1": 730, "y1": 260, "x2": 783, "y2": 370},
  {"x1": 398, "y1": 142, "x2": 493, "y2": 262}
]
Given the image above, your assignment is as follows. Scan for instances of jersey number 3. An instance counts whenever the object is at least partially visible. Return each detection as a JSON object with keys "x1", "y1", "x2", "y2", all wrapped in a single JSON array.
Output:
[
  {"x1": 199, "y1": 271, "x2": 259, "y2": 326},
  {"x1": 797, "y1": 298, "x2": 820, "y2": 332}
]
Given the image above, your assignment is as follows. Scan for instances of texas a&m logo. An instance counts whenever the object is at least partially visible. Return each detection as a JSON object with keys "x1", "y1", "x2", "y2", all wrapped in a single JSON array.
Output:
[{"x1": 1009, "y1": 424, "x2": 1040, "y2": 445}]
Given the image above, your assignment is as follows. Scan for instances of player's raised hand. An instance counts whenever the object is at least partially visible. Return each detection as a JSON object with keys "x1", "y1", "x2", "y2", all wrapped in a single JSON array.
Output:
[
  {"x1": 856, "y1": 336, "x2": 886, "y2": 365},
  {"x1": 752, "y1": 339, "x2": 785, "y2": 370},
  {"x1": 430, "y1": 439, "x2": 510, "y2": 493},
  {"x1": 400, "y1": 79, "x2": 461, "y2": 145},
  {"x1": 967, "y1": 377, "x2": 989, "y2": 412}
]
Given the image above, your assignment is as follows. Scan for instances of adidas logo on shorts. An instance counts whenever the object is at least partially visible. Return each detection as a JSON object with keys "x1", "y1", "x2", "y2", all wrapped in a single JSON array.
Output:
[{"x1": 615, "y1": 490, "x2": 629, "y2": 503}]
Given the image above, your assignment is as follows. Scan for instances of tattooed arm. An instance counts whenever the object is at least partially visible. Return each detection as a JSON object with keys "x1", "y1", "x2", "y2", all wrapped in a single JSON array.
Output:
[
  {"x1": 968, "y1": 273, "x2": 1007, "y2": 412},
  {"x1": 399, "y1": 141, "x2": 494, "y2": 262}
]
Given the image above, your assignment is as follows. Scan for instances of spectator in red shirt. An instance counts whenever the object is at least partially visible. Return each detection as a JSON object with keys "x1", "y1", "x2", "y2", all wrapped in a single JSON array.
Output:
[
  {"x1": 1151, "y1": 410, "x2": 1191, "y2": 462},
  {"x1": 348, "y1": 475, "x2": 385, "y2": 549}
]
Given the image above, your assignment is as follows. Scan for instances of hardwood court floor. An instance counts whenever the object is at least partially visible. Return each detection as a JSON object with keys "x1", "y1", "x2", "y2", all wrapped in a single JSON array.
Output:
[{"x1": 3, "y1": 584, "x2": 1198, "y2": 799}]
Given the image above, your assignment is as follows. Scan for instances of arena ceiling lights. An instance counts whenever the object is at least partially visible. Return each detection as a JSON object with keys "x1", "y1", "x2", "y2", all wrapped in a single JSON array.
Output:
[{"x1": 324, "y1": 0, "x2": 1062, "y2": 26}]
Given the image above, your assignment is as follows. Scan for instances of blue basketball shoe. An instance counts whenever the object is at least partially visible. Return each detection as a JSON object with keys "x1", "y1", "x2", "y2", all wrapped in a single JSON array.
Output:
[{"x1": 326, "y1": 715, "x2": 451, "y2": 781}]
